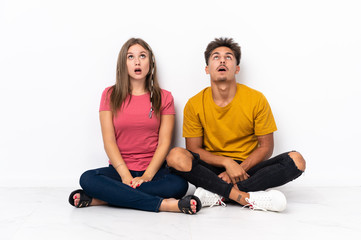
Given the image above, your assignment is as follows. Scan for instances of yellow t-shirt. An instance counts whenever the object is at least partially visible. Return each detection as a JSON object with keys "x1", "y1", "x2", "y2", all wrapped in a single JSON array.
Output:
[{"x1": 183, "y1": 84, "x2": 277, "y2": 161}]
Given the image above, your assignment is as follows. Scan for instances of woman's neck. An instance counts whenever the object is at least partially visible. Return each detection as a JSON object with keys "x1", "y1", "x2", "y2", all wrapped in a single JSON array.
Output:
[{"x1": 130, "y1": 79, "x2": 147, "y2": 96}]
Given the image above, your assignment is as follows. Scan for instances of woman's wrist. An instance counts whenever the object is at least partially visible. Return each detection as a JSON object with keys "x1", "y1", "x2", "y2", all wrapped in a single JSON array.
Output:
[
  {"x1": 142, "y1": 172, "x2": 154, "y2": 181},
  {"x1": 113, "y1": 163, "x2": 131, "y2": 178},
  {"x1": 114, "y1": 162, "x2": 125, "y2": 169}
]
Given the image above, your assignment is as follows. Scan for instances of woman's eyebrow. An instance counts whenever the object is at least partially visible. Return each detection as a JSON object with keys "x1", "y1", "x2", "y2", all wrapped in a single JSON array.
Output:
[{"x1": 127, "y1": 51, "x2": 148, "y2": 55}]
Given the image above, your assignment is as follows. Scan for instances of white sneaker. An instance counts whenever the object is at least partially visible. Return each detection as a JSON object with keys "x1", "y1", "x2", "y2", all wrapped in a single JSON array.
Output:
[
  {"x1": 245, "y1": 190, "x2": 287, "y2": 212},
  {"x1": 194, "y1": 187, "x2": 226, "y2": 207}
]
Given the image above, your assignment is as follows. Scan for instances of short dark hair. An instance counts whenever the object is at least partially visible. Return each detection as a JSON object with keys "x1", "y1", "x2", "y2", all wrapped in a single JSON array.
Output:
[{"x1": 204, "y1": 37, "x2": 241, "y2": 65}]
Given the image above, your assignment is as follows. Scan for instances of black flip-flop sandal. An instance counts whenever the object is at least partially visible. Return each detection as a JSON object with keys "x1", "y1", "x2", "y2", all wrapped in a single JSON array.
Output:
[
  {"x1": 68, "y1": 189, "x2": 93, "y2": 208},
  {"x1": 178, "y1": 195, "x2": 202, "y2": 214}
]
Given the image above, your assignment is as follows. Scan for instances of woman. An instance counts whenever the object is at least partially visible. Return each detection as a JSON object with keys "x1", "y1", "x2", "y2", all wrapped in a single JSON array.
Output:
[{"x1": 68, "y1": 38, "x2": 201, "y2": 214}]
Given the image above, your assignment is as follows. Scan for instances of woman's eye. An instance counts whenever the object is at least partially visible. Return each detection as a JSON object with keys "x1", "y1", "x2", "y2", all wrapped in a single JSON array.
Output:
[
  {"x1": 140, "y1": 54, "x2": 146, "y2": 59},
  {"x1": 128, "y1": 55, "x2": 134, "y2": 60}
]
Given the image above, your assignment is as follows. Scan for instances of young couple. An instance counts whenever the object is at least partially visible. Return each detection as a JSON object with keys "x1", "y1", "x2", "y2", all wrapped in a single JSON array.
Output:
[{"x1": 68, "y1": 37, "x2": 306, "y2": 215}]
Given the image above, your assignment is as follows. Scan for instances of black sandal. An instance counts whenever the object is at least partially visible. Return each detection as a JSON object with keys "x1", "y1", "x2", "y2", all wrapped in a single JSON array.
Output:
[
  {"x1": 68, "y1": 189, "x2": 93, "y2": 208},
  {"x1": 178, "y1": 195, "x2": 202, "y2": 214}
]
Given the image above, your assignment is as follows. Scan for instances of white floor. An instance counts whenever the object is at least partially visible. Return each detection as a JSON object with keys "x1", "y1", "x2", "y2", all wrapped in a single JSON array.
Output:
[{"x1": 1, "y1": 186, "x2": 360, "y2": 240}]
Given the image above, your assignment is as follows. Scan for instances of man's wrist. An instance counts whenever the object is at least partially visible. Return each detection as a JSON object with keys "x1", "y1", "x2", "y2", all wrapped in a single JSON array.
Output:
[
  {"x1": 222, "y1": 156, "x2": 234, "y2": 168},
  {"x1": 239, "y1": 161, "x2": 250, "y2": 172}
]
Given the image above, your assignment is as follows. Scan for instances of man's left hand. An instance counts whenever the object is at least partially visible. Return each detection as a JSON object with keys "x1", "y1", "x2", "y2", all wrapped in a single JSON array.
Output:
[{"x1": 224, "y1": 159, "x2": 250, "y2": 184}]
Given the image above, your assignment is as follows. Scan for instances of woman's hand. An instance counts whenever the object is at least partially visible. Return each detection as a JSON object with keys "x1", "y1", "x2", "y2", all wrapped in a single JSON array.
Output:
[
  {"x1": 121, "y1": 175, "x2": 134, "y2": 187},
  {"x1": 130, "y1": 175, "x2": 152, "y2": 188}
]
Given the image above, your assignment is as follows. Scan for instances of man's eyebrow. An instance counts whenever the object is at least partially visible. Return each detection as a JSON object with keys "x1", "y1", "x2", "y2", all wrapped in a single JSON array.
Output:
[{"x1": 211, "y1": 51, "x2": 234, "y2": 56}]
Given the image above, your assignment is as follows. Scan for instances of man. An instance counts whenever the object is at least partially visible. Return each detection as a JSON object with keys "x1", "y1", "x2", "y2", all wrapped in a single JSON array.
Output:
[{"x1": 166, "y1": 38, "x2": 306, "y2": 212}]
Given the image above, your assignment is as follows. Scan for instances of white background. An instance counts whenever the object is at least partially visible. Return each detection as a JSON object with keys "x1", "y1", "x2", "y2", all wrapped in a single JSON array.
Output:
[{"x1": 1, "y1": 0, "x2": 360, "y2": 187}]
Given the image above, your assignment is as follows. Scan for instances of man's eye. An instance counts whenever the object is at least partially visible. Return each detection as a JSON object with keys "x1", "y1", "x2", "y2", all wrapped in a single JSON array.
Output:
[
  {"x1": 214, "y1": 56, "x2": 219, "y2": 59},
  {"x1": 227, "y1": 56, "x2": 232, "y2": 60}
]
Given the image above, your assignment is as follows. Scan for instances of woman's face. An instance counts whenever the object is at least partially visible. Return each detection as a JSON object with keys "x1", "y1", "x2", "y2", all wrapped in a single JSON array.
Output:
[{"x1": 126, "y1": 44, "x2": 150, "y2": 82}]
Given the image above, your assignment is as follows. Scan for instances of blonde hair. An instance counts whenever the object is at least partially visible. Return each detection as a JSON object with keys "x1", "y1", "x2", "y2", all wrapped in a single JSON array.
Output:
[{"x1": 109, "y1": 38, "x2": 161, "y2": 116}]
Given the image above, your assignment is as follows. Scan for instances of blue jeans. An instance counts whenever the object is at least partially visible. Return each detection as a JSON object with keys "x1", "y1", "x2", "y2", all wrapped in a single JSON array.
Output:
[
  {"x1": 170, "y1": 151, "x2": 303, "y2": 198},
  {"x1": 79, "y1": 165, "x2": 188, "y2": 212}
]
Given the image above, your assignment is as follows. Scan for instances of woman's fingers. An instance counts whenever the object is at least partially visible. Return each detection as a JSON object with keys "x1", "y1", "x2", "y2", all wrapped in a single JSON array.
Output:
[{"x1": 130, "y1": 178, "x2": 144, "y2": 188}]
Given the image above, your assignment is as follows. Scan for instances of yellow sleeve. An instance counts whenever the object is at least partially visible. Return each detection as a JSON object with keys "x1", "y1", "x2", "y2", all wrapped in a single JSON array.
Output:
[
  {"x1": 254, "y1": 93, "x2": 277, "y2": 136},
  {"x1": 183, "y1": 99, "x2": 204, "y2": 138}
]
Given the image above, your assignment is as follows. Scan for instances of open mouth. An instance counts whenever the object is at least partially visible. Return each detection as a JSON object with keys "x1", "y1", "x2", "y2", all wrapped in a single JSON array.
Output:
[
  {"x1": 217, "y1": 66, "x2": 227, "y2": 72},
  {"x1": 134, "y1": 68, "x2": 142, "y2": 73}
]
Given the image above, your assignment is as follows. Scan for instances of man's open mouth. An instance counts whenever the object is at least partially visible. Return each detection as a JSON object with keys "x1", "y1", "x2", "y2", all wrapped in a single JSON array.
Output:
[{"x1": 218, "y1": 66, "x2": 227, "y2": 72}]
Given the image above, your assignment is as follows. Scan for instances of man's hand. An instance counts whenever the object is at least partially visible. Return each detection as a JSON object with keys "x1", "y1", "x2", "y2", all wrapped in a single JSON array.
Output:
[
  {"x1": 224, "y1": 159, "x2": 250, "y2": 184},
  {"x1": 218, "y1": 171, "x2": 242, "y2": 190},
  {"x1": 218, "y1": 171, "x2": 232, "y2": 183}
]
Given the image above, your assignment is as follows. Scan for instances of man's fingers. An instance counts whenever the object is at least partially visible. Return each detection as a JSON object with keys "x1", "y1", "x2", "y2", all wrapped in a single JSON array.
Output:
[{"x1": 231, "y1": 177, "x2": 237, "y2": 185}]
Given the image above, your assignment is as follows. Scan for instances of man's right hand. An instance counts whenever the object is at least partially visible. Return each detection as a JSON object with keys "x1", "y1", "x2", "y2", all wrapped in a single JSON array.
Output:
[{"x1": 218, "y1": 171, "x2": 232, "y2": 183}]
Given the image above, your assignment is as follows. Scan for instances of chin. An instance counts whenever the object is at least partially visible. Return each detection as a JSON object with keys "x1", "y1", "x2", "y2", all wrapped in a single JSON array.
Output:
[{"x1": 216, "y1": 77, "x2": 227, "y2": 81}]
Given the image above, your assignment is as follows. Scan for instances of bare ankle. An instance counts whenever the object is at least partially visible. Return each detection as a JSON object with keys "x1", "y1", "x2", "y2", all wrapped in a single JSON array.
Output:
[
  {"x1": 159, "y1": 198, "x2": 179, "y2": 212},
  {"x1": 91, "y1": 198, "x2": 107, "y2": 206},
  {"x1": 229, "y1": 188, "x2": 249, "y2": 205}
]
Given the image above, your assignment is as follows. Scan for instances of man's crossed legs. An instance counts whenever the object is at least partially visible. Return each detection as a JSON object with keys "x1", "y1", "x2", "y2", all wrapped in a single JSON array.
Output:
[{"x1": 166, "y1": 148, "x2": 305, "y2": 212}]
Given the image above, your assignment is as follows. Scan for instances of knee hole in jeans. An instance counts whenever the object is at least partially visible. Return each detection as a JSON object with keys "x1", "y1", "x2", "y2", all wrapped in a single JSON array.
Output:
[
  {"x1": 288, "y1": 151, "x2": 306, "y2": 172},
  {"x1": 166, "y1": 147, "x2": 193, "y2": 172}
]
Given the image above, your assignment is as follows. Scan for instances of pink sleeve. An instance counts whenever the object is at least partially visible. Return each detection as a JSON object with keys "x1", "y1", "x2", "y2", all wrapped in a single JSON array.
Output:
[
  {"x1": 161, "y1": 90, "x2": 175, "y2": 115},
  {"x1": 99, "y1": 87, "x2": 112, "y2": 111}
]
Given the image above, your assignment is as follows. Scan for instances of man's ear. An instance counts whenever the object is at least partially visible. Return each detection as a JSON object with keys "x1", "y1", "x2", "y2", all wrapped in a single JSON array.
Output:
[
  {"x1": 235, "y1": 65, "x2": 240, "y2": 74},
  {"x1": 205, "y1": 65, "x2": 209, "y2": 74}
]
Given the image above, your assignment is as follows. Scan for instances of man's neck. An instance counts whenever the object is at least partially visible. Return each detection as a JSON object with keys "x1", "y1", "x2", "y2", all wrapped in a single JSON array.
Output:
[{"x1": 210, "y1": 80, "x2": 238, "y2": 107}]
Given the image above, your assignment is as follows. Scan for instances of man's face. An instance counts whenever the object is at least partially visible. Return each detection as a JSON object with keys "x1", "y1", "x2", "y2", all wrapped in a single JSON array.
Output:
[{"x1": 205, "y1": 46, "x2": 240, "y2": 82}]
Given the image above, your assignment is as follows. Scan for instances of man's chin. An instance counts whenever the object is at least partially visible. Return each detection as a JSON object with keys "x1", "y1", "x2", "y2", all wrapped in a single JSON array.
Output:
[{"x1": 216, "y1": 77, "x2": 227, "y2": 82}]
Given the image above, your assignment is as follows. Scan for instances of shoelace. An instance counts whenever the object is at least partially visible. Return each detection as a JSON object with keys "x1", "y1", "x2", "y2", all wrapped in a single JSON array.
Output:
[
  {"x1": 207, "y1": 194, "x2": 227, "y2": 208},
  {"x1": 243, "y1": 198, "x2": 267, "y2": 211}
]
